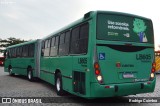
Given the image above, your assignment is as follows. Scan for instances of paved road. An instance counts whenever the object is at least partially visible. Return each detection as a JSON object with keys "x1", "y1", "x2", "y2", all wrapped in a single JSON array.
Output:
[{"x1": 0, "y1": 66, "x2": 160, "y2": 106}]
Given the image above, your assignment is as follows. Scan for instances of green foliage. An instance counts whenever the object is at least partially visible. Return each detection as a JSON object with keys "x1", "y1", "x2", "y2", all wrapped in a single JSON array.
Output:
[
  {"x1": 133, "y1": 18, "x2": 147, "y2": 33},
  {"x1": 0, "y1": 37, "x2": 27, "y2": 53}
]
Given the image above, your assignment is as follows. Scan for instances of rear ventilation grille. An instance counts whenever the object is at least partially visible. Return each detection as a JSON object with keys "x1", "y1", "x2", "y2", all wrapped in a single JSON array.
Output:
[{"x1": 73, "y1": 71, "x2": 86, "y2": 95}]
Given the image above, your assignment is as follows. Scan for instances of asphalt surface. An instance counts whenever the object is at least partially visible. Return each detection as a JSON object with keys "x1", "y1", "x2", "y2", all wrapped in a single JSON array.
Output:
[{"x1": 0, "y1": 66, "x2": 160, "y2": 106}]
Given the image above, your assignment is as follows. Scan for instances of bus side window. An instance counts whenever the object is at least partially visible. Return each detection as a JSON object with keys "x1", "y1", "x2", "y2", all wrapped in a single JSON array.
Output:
[
  {"x1": 20, "y1": 46, "x2": 22, "y2": 57},
  {"x1": 22, "y1": 45, "x2": 28, "y2": 57},
  {"x1": 16, "y1": 47, "x2": 19, "y2": 57},
  {"x1": 41, "y1": 41, "x2": 45, "y2": 56},
  {"x1": 70, "y1": 23, "x2": 89, "y2": 54},
  {"x1": 79, "y1": 23, "x2": 89, "y2": 54},
  {"x1": 10, "y1": 48, "x2": 13, "y2": 58},
  {"x1": 50, "y1": 37, "x2": 57, "y2": 56},
  {"x1": 11, "y1": 48, "x2": 14, "y2": 58},
  {"x1": 44, "y1": 39, "x2": 51, "y2": 57},
  {"x1": 70, "y1": 27, "x2": 80, "y2": 54},
  {"x1": 7, "y1": 49, "x2": 10, "y2": 58},
  {"x1": 28, "y1": 44, "x2": 35, "y2": 57},
  {"x1": 64, "y1": 31, "x2": 70, "y2": 55},
  {"x1": 12, "y1": 48, "x2": 15, "y2": 58},
  {"x1": 44, "y1": 40, "x2": 48, "y2": 56},
  {"x1": 51, "y1": 36, "x2": 59, "y2": 56},
  {"x1": 59, "y1": 33, "x2": 65, "y2": 56},
  {"x1": 16, "y1": 47, "x2": 22, "y2": 58},
  {"x1": 55, "y1": 36, "x2": 59, "y2": 56},
  {"x1": 13, "y1": 48, "x2": 17, "y2": 58}
]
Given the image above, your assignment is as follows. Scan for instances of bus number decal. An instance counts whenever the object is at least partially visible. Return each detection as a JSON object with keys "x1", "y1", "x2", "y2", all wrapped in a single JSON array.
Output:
[
  {"x1": 136, "y1": 54, "x2": 151, "y2": 62},
  {"x1": 78, "y1": 58, "x2": 87, "y2": 66}
]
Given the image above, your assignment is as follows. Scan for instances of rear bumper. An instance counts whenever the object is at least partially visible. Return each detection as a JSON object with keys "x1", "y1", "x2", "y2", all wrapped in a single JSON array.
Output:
[{"x1": 90, "y1": 79, "x2": 156, "y2": 98}]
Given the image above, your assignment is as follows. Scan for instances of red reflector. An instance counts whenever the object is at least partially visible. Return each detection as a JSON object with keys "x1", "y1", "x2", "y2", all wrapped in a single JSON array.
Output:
[
  {"x1": 105, "y1": 86, "x2": 110, "y2": 88},
  {"x1": 151, "y1": 68, "x2": 155, "y2": 73},
  {"x1": 147, "y1": 82, "x2": 151, "y2": 84},
  {"x1": 95, "y1": 70, "x2": 100, "y2": 75},
  {"x1": 116, "y1": 62, "x2": 121, "y2": 68}
]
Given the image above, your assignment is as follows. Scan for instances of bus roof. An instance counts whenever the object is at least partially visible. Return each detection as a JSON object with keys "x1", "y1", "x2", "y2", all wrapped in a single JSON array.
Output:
[
  {"x1": 6, "y1": 39, "x2": 40, "y2": 49},
  {"x1": 42, "y1": 18, "x2": 86, "y2": 40},
  {"x1": 42, "y1": 11, "x2": 152, "y2": 40},
  {"x1": 97, "y1": 11, "x2": 151, "y2": 20}
]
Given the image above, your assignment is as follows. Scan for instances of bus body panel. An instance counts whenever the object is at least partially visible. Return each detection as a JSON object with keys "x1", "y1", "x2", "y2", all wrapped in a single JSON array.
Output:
[
  {"x1": 90, "y1": 78, "x2": 155, "y2": 97},
  {"x1": 96, "y1": 45, "x2": 154, "y2": 84},
  {"x1": 40, "y1": 57, "x2": 52, "y2": 83},
  {"x1": 39, "y1": 11, "x2": 155, "y2": 98},
  {"x1": 11, "y1": 58, "x2": 35, "y2": 76},
  {"x1": 4, "y1": 40, "x2": 40, "y2": 77},
  {"x1": 40, "y1": 56, "x2": 73, "y2": 91},
  {"x1": 89, "y1": 11, "x2": 155, "y2": 98}
]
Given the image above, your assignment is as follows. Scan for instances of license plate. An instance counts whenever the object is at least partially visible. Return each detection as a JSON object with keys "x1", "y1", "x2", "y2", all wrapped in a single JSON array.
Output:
[{"x1": 123, "y1": 73, "x2": 134, "y2": 78}]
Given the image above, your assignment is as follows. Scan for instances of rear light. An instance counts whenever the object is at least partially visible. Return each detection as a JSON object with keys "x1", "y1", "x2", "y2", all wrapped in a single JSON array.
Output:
[
  {"x1": 152, "y1": 63, "x2": 156, "y2": 68},
  {"x1": 105, "y1": 86, "x2": 110, "y2": 88},
  {"x1": 94, "y1": 63, "x2": 99, "y2": 69},
  {"x1": 97, "y1": 75, "x2": 102, "y2": 81},
  {"x1": 150, "y1": 73, "x2": 154, "y2": 78},
  {"x1": 151, "y1": 62, "x2": 156, "y2": 73},
  {"x1": 147, "y1": 81, "x2": 151, "y2": 84},
  {"x1": 150, "y1": 62, "x2": 156, "y2": 80},
  {"x1": 95, "y1": 69, "x2": 100, "y2": 75},
  {"x1": 151, "y1": 68, "x2": 155, "y2": 73},
  {"x1": 94, "y1": 62, "x2": 103, "y2": 84}
]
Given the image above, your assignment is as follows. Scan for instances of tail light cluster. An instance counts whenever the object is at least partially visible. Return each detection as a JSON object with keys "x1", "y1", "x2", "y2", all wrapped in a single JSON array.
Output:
[
  {"x1": 150, "y1": 62, "x2": 156, "y2": 80},
  {"x1": 94, "y1": 62, "x2": 103, "y2": 84}
]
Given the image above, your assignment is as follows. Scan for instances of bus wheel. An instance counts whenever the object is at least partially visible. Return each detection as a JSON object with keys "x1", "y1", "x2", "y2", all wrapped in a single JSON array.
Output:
[
  {"x1": 8, "y1": 66, "x2": 14, "y2": 76},
  {"x1": 27, "y1": 68, "x2": 33, "y2": 81},
  {"x1": 55, "y1": 73, "x2": 64, "y2": 96}
]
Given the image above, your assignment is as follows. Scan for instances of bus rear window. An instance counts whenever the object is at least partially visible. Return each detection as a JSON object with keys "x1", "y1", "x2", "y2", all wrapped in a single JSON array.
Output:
[{"x1": 97, "y1": 14, "x2": 154, "y2": 43}]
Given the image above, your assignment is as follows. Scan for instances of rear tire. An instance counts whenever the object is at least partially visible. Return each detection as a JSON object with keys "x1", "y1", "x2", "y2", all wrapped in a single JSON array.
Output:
[
  {"x1": 8, "y1": 66, "x2": 14, "y2": 76},
  {"x1": 27, "y1": 68, "x2": 33, "y2": 81},
  {"x1": 55, "y1": 73, "x2": 64, "y2": 96}
]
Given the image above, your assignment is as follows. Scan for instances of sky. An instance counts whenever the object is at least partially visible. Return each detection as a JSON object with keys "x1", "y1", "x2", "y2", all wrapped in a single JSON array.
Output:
[{"x1": 0, "y1": 0, "x2": 160, "y2": 50}]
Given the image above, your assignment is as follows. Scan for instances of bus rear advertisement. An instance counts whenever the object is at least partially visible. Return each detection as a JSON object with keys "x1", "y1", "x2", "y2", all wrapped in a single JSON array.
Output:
[{"x1": 4, "y1": 11, "x2": 156, "y2": 98}]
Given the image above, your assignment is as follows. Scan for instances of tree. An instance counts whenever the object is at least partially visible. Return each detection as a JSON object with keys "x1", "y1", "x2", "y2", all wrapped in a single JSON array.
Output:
[{"x1": 0, "y1": 37, "x2": 27, "y2": 53}]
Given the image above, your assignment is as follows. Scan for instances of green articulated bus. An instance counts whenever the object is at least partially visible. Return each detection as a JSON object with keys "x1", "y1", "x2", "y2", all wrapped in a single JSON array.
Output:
[
  {"x1": 4, "y1": 11, "x2": 155, "y2": 98},
  {"x1": 4, "y1": 39, "x2": 41, "y2": 81}
]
